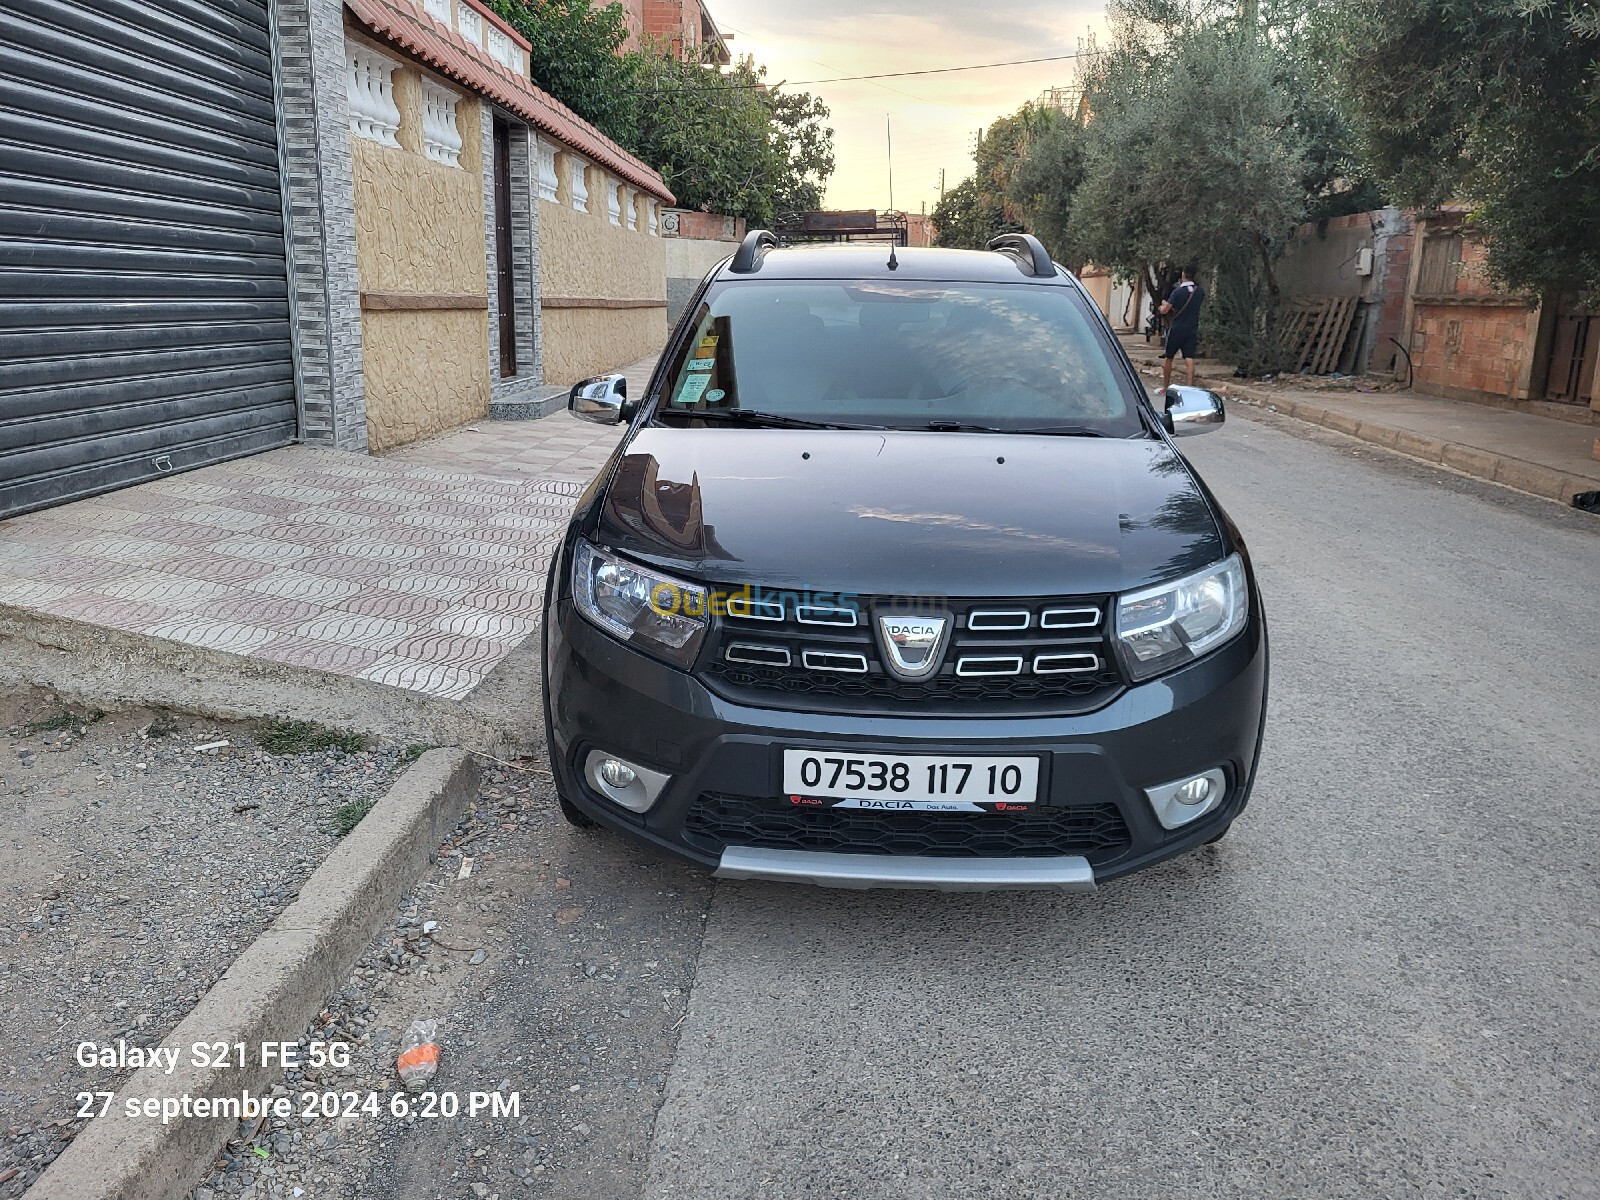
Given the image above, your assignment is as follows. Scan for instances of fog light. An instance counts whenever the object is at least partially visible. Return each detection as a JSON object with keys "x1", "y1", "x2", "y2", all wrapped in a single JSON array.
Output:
[
  {"x1": 599, "y1": 759, "x2": 637, "y2": 788},
  {"x1": 1144, "y1": 768, "x2": 1227, "y2": 830},
  {"x1": 583, "y1": 749, "x2": 671, "y2": 814}
]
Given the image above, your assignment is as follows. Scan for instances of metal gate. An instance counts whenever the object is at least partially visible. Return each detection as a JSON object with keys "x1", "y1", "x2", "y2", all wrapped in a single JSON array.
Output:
[{"x1": 0, "y1": 0, "x2": 297, "y2": 519}]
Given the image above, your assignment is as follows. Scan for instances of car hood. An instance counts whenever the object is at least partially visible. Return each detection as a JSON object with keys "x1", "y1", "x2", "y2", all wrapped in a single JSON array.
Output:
[{"x1": 594, "y1": 427, "x2": 1226, "y2": 598}]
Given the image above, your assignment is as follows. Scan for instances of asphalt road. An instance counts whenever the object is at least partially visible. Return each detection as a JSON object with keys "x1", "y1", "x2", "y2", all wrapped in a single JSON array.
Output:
[{"x1": 260, "y1": 410, "x2": 1600, "y2": 1200}]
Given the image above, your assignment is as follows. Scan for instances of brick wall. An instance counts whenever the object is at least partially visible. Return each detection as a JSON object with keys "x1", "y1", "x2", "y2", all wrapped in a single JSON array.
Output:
[
  {"x1": 662, "y1": 209, "x2": 744, "y2": 241},
  {"x1": 1409, "y1": 223, "x2": 1541, "y2": 402}
]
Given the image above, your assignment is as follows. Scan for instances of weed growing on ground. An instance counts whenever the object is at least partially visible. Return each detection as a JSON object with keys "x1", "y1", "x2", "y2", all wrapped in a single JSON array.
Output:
[
  {"x1": 331, "y1": 796, "x2": 376, "y2": 836},
  {"x1": 22, "y1": 708, "x2": 105, "y2": 736},
  {"x1": 401, "y1": 744, "x2": 434, "y2": 764},
  {"x1": 145, "y1": 710, "x2": 182, "y2": 739},
  {"x1": 257, "y1": 718, "x2": 372, "y2": 756}
]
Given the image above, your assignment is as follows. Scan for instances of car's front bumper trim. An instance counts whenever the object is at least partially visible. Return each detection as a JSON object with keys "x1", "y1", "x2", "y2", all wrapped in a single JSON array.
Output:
[{"x1": 713, "y1": 846, "x2": 1097, "y2": 892}]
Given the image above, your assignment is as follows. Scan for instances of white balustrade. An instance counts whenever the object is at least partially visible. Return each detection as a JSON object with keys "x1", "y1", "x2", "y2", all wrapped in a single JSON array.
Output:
[
  {"x1": 346, "y1": 42, "x2": 401, "y2": 148},
  {"x1": 420, "y1": 78, "x2": 463, "y2": 167}
]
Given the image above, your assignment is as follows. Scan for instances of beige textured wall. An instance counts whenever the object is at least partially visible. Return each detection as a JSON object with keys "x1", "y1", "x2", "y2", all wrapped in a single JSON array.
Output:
[
  {"x1": 352, "y1": 72, "x2": 490, "y2": 452},
  {"x1": 539, "y1": 153, "x2": 668, "y2": 385}
]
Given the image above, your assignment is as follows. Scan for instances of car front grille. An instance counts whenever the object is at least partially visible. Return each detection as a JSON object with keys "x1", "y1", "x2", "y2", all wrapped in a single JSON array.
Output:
[
  {"x1": 684, "y1": 793, "x2": 1132, "y2": 862},
  {"x1": 698, "y1": 590, "x2": 1124, "y2": 714}
]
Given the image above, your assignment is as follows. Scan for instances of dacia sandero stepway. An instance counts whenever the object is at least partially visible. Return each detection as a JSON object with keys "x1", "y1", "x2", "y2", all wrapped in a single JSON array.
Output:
[{"x1": 541, "y1": 232, "x2": 1268, "y2": 891}]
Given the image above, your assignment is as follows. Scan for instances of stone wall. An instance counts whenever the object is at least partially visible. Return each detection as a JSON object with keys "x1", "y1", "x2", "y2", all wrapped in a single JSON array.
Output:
[
  {"x1": 350, "y1": 72, "x2": 490, "y2": 452},
  {"x1": 538, "y1": 153, "x2": 667, "y2": 385}
]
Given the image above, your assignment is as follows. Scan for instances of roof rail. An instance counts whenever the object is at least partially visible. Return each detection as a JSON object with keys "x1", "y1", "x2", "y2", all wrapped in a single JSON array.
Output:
[
  {"x1": 728, "y1": 229, "x2": 781, "y2": 274},
  {"x1": 986, "y1": 233, "x2": 1055, "y2": 278}
]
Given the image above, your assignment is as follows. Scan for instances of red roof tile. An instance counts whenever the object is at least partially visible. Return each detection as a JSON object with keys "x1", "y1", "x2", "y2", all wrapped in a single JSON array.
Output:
[{"x1": 345, "y1": 0, "x2": 675, "y2": 204}]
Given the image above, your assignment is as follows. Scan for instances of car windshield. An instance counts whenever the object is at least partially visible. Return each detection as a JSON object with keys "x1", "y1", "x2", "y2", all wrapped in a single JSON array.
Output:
[{"x1": 656, "y1": 279, "x2": 1145, "y2": 436}]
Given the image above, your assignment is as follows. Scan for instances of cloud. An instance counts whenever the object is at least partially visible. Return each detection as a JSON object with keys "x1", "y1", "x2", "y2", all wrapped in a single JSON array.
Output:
[{"x1": 710, "y1": 0, "x2": 1108, "y2": 211}]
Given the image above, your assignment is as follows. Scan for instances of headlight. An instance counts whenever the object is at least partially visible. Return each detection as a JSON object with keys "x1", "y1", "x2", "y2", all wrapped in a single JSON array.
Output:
[
  {"x1": 572, "y1": 539, "x2": 708, "y2": 669},
  {"x1": 1114, "y1": 553, "x2": 1248, "y2": 682}
]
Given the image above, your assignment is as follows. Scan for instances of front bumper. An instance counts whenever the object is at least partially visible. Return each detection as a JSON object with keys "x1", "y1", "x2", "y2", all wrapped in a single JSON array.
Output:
[{"x1": 544, "y1": 601, "x2": 1268, "y2": 890}]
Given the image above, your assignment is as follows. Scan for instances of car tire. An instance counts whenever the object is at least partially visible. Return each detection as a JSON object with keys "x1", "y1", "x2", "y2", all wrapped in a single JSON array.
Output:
[
  {"x1": 1204, "y1": 824, "x2": 1229, "y2": 845},
  {"x1": 557, "y1": 791, "x2": 598, "y2": 829}
]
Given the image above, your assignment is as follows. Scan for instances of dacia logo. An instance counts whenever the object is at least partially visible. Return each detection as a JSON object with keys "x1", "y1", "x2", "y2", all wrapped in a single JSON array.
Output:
[{"x1": 876, "y1": 614, "x2": 949, "y2": 681}]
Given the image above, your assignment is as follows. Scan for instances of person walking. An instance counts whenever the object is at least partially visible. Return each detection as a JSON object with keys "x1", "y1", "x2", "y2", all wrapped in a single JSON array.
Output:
[{"x1": 1159, "y1": 265, "x2": 1204, "y2": 391}]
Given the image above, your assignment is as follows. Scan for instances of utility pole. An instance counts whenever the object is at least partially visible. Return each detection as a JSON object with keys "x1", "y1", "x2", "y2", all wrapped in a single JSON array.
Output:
[{"x1": 939, "y1": 168, "x2": 945, "y2": 203}]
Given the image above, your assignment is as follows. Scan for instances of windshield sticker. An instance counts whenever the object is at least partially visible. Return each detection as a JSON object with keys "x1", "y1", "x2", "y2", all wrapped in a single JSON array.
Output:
[
  {"x1": 673, "y1": 372, "x2": 712, "y2": 406},
  {"x1": 705, "y1": 388, "x2": 726, "y2": 404},
  {"x1": 693, "y1": 334, "x2": 719, "y2": 358},
  {"x1": 687, "y1": 358, "x2": 714, "y2": 372}
]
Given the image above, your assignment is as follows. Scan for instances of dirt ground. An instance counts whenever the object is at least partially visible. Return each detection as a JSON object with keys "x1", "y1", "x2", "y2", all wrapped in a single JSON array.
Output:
[
  {"x1": 194, "y1": 760, "x2": 713, "y2": 1200},
  {"x1": 0, "y1": 688, "x2": 412, "y2": 1198}
]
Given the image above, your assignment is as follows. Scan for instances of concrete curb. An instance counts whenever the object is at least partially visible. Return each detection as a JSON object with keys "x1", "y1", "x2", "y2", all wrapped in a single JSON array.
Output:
[
  {"x1": 0, "y1": 606, "x2": 541, "y2": 757},
  {"x1": 25, "y1": 749, "x2": 480, "y2": 1200},
  {"x1": 1222, "y1": 384, "x2": 1596, "y2": 505}
]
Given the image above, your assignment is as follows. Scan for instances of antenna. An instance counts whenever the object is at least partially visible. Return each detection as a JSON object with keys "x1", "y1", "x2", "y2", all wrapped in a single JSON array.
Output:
[{"x1": 886, "y1": 114, "x2": 894, "y2": 213}]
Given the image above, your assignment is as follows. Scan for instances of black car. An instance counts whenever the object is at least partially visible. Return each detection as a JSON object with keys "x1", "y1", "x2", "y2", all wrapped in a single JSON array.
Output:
[{"x1": 540, "y1": 232, "x2": 1267, "y2": 891}]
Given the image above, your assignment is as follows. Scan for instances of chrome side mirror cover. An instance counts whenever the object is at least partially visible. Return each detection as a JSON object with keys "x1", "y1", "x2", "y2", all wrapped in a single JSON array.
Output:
[
  {"x1": 1163, "y1": 385, "x2": 1225, "y2": 436},
  {"x1": 570, "y1": 373, "x2": 628, "y2": 425}
]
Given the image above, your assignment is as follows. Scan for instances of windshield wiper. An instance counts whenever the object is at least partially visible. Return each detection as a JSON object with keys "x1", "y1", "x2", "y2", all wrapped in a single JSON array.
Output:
[
  {"x1": 920, "y1": 420, "x2": 1110, "y2": 437},
  {"x1": 664, "y1": 408, "x2": 879, "y2": 431}
]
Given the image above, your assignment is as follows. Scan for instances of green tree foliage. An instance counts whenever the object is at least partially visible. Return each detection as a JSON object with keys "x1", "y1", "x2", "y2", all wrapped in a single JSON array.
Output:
[
  {"x1": 488, "y1": 3, "x2": 835, "y2": 226},
  {"x1": 630, "y1": 53, "x2": 833, "y2": 225},
  {"x1": 487, "y1": 0, "x2": 640, "y2": 146},
  {"x1": 1006, "y1": 112, "x2": 1089, "y2": 269},
  {"x1": 930, "y1": 176, "x2": 1019, "y2": 250},
  {"x1": 1072, "y1": 13, "x2": 1306, "y2": 300},
  {"x1": 1339, "y1": 0, "x2": 1600, "y2": 302}
]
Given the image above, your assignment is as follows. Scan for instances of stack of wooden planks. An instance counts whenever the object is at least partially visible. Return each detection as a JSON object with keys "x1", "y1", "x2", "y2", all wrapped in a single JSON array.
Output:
[{"x1": 1278, "y1": 296, "x2": 1361, "y2": 375}]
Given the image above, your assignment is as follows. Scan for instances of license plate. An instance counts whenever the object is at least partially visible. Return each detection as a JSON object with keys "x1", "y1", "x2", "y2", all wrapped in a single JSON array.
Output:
[{"x1": 781, "y1": 750, "x2": 1040, "y2": 812}]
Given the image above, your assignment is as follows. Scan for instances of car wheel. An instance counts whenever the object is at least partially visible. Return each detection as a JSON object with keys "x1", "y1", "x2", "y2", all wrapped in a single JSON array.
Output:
[
  {"x1": 557, "y1": 792, "x2": 597, "y2": 829},
  {"x1": 1204, "y1": 824, "x2": 1229, "y2": 845}
]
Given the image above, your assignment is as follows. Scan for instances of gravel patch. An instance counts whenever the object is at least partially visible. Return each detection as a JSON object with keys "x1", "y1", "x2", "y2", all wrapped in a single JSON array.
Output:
[{"x1": 0, "y1": 689, "x2": 411, "y2": 1198}]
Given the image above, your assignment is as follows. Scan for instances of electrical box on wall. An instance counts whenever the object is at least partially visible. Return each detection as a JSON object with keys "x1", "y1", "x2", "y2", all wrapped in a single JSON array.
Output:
[{"x1": 1355, "y1": 247, "x2": 1374, "y2": 276}]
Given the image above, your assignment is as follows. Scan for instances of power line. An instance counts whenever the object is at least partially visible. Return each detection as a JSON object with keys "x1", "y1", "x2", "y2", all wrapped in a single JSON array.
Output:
[
  {"x1": 791, "y1": 51, "x2": 1092, "y2": 86},
  {"x1": 635, "y1": 50, "x2": 1095, "y2": 92}
]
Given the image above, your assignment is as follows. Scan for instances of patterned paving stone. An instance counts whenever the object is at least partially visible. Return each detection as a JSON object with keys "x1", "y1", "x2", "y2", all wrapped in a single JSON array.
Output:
[
  {"x1": 388, "y1": 632, "x2": 509, "y2": 669},
  {"x1": 432, "y1": 605, "x2": 537, "y2": 643},
  {"x1": 254, "y1": 635, "x2": 385, "y2": 674},
  {"x1": 101, "y1": 571, "x2": 230, "y2": 605},
  {"x1": 245, "y1": 571, "x2": 364, "y2": 604},
  {"x1": 357, "y1": 655, "x2": 483, "y2": 700},
  {"x1": 145, "y1": 618, "x2": 280, "y2": 654},
  {"x1": 0, "y1": 353, "x2": 652, "y2": 700},
  {"x1": 292, "y1": 611, "x2": 412, "y2": 651}
]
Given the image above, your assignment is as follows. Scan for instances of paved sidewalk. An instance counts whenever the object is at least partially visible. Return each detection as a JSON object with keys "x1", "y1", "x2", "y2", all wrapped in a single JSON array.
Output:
[
  {"x1": 1122, "y1": 336, "x2": 1600, "y2": 504},
  {"x1": 0, "y1": 358, "x2": 646, "y2": 705}
]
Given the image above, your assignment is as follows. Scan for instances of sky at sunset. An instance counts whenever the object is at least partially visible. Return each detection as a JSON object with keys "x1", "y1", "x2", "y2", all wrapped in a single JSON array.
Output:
[{"x1": 708, "y1": 1, "x2": 1110, "y2": 215}]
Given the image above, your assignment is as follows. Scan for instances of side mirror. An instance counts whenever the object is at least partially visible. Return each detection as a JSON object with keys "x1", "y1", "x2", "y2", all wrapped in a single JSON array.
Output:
[
  {"x1": 1162, "y1": 385, "x2": 1225, "y2": 436},
  {"x1": 569, "y1": 373, "x2": 629, "y2": 425}
]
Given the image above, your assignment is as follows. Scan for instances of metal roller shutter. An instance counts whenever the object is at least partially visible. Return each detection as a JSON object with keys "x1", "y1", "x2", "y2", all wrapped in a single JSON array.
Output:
[{"x1": 0, "y1": 0, "x2": 297, "y2": 519}]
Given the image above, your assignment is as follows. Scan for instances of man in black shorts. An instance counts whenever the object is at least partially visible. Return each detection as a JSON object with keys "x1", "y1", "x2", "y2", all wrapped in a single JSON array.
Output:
[{"x1": 1159, "y1": 265, "x2": 1204, "y2": 391}]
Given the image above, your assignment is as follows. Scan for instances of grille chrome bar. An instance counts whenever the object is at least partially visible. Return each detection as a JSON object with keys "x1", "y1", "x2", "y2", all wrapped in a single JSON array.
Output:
[
  {"x1": 1033, "y1": 652, "x2": 1101, "y2": 675},
  {"x1": 796, "y1": 603, "x2": 859, "y2": 627},
  {"x1": 801, "y1": 649, "x2": 869, "y2": 673},
  {"x1": 726, "y1": 594, "x2": 784, "y2": 621},
  {"x1": 725, "y1": 643, "x2": 791, "y2": 667},
  {"x1": 967, "y1": 609, "x2": 1031, "y2": 631},
  {"x1": 1040, "y1": 606, "x2": 1101, "y2": 630},
  {"x1": 955, "y1": 655, "x2": 1025, "y2": 677}
]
